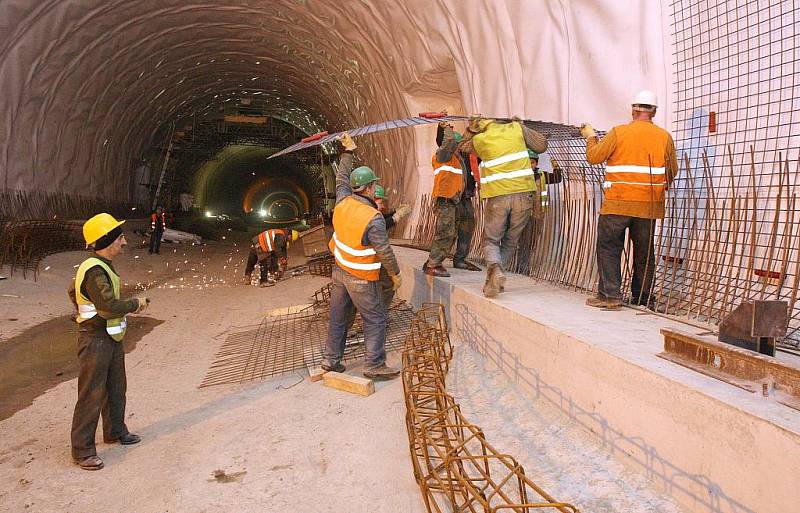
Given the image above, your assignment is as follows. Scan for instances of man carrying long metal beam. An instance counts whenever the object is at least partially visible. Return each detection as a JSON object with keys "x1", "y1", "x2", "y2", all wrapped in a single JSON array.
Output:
[
  {"x1": 321, "y1": 133, "x2": 402, "y2": 380},
  {"x1": 460, "y1": 118, "x2": 548, "y2": 297},
  {"x1": 422, "y1": 122, "x2": 481, "y2": 277},
  {"x1": 580, "y1": 90, "x2": 678, "y2": 310}
]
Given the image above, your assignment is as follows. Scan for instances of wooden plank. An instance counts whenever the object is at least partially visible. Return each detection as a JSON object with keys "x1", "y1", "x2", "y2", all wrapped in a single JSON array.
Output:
[
  {"x1": 308, "y1": 367, "x2": 326, "y2": 383},
  {"x1": 323, "y1": 372, "x2": 374, "y2": 396}
]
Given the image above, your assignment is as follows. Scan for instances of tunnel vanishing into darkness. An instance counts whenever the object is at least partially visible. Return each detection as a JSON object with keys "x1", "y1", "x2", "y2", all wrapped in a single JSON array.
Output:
[{"x1": 0, "y1": 1, "x2": 671, "y2": 224}]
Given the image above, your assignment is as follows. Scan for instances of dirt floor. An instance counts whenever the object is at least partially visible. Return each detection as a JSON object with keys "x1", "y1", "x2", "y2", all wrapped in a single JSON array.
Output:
[{"x1": 0, "y1": 233, "x2": 425, "y2": 513}]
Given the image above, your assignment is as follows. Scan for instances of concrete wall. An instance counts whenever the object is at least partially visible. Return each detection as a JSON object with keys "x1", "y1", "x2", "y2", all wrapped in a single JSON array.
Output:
[{"x1": 393, "y1": 246, "x2": 800, "y2": 513}]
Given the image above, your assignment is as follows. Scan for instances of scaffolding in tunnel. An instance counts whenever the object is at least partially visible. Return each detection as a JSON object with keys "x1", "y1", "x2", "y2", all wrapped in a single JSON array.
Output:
[{"x1": 410, "y1": 0, "x2": 800, "y2": 349}]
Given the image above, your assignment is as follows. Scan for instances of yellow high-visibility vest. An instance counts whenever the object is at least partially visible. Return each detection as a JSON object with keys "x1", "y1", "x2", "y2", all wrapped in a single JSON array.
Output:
[
  {"x1": 472, "y1": 121, "x2": 534, "y2": 199},
  {"x1": 74, "y1": 258, "x2": 127, "y2": 342}
]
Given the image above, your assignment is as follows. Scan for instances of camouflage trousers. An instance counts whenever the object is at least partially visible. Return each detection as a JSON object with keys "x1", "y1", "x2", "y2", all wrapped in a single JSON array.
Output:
[{"x1": 427, "y1": 195, "x2": 476, "y2": 266}]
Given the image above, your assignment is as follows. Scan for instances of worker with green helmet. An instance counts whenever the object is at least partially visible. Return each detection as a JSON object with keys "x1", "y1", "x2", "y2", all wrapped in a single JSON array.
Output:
[
  {"x1": 322, "y1": 132, "x2": 402, "y2": 380},
  {"x1": 422, "y1": 121, "x2": 481, "y2": 277},
  {"x1": 526, "y1": 149, "x2": 563, "y2": 216},
  {"x1": 67, "y1": 213, "x2": 149, "y2": 470}
]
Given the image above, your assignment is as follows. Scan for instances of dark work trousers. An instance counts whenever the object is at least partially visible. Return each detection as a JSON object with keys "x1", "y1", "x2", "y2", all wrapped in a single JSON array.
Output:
[
  {"x1": 324, "y1": 266, "x2": 387, "y2": 370},
  {"x1": 595, "y1": 214, "x2": 657, "y2": 304},
  {"x1": 427, "y1": 195, "x2": 476, "y2": 266},
  {"x1": 71, "y1": 330, "x2": 129, "y2": 460},
  {"x1": 245, "y1": 247, "x2": 278, "y2": 283},
  {"x1": 149, "y1": 230, "x2": 163, "y2": 254},
  {"x1": 344, "y1": 269, "x2": 395, "y2": 332}
]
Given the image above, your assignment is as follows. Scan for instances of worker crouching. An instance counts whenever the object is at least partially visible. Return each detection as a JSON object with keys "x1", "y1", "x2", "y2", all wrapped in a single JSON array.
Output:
[
  {"x1": 321, "y1": 132, "x2": 402, "y2": 380},
  {"x1": 68, "y1": 213, "x2": 149, "y2": 470},
  {"x1": 244, "y1": 228, "x2": 298, "y2": 286}
]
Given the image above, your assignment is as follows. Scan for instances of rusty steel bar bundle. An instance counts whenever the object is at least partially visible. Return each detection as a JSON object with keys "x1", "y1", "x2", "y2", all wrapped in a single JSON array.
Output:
[
  {"x1": 0, "y1": 220, "x2": 85, "y2": 280},
  {"x1": 401, "y1": 304, "x2": 580, "y2": 512}
]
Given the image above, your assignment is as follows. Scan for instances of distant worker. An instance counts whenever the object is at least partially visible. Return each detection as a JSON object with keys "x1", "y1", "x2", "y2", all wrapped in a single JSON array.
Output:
[
  {"x1": 244, "y1": 228, "x2": 298, "y2": 286},
  {"x1": 460, "y1": 117, "x2": 548, "y2": 297},
  {"x1": 149, "y1": 205, "x2": 167, "y2": 254},
  {"x1": 581, "y1": 90, "x2": 678, "y2": 310},
  {"x1": 422, "y1": 122, "x2": 480, "y2": 277},
  {"x1": 528, "y1": 150, "x2": 563, "y2": 217},
  {"x1": 322, "y1": 132, "x2": 402, "y2": 380},
  {"x1": 68, "y1": 213, "x2": 149, "y2": 470}
]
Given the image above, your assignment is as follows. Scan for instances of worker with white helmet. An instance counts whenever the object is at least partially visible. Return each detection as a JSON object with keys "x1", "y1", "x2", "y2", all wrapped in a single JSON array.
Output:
[
  {"x1": 67, "y1": 213, "x2": 149, "y2": 470},
  {"x1": 580, "y1": 90, "x2": 678, "y2": 310}
]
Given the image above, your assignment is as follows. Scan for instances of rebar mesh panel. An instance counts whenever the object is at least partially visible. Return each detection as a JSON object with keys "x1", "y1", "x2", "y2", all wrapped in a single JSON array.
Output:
[{"x1": 200, "y1": 294, "x2": 415, "y2": 387}]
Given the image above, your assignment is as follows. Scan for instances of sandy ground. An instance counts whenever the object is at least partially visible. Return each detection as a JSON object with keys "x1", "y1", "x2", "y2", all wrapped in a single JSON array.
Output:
[
  {"x1": 0, "y1": 231, "x2": 694, "y2": 513},
  {"x1": 0, "y1": 235, "x2": 425, "y2": 513}
]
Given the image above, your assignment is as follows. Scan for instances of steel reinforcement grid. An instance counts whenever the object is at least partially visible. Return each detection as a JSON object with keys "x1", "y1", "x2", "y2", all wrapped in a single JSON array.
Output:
[{"x1": 402, "y1": 303, "x2": 580, "y2": 513}]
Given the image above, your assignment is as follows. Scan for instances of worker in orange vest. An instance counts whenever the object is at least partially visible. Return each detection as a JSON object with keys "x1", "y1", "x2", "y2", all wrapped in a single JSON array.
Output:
[
  {"x1": 322, "y1": 132, "x2": 402, "y2": 380},
  {"x1": 148, "y1": 206, "x2": 167, "y2": 254},
  {"x1": 581, "y1": 90, "x2": 678, "y2": 310},
  {"x1": 422, "y1": 122, "x2": 480, "y2": 277},
  {"x1": 244, "y1": 228, "x2": 298, "y2": 286}
]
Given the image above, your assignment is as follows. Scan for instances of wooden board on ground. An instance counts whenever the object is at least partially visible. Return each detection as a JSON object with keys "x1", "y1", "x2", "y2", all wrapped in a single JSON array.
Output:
[
  {"x1": 322, "y1": 371, "x2": 374, "y2": 396},
  {"x1": 308, "y1": 367, "x2": 326, "y2": 382}
]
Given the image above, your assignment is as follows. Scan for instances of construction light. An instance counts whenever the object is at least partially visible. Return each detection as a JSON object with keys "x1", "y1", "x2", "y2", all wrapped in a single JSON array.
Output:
[
  {"x1": 205, "y1": 211, "x2": 213, "y2": 218},
  {"x1": 259, "y1": 210, "x2": 266, "y2": 217}
]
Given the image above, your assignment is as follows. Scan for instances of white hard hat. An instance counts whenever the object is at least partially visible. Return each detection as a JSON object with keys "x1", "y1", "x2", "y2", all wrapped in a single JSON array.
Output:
[{"x1": 632, "y1": 90, "x2": 658, "y2": 109}]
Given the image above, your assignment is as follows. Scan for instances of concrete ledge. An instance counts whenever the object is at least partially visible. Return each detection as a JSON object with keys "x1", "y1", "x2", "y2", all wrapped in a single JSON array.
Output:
[{"x1": 392, "y1": 246, "x2": 800, "y2": 513}]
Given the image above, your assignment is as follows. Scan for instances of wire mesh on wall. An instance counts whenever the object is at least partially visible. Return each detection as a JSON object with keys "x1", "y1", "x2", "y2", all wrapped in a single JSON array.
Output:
[{"x1": 412, "y1": 0, "x2": 800, "y2": 355}]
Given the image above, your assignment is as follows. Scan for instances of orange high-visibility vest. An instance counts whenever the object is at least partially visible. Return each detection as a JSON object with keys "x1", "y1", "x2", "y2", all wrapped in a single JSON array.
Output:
[
  {"x1": 258, "y1": 229, "x2": 284, "y2": 253},
  {"x1": 431, "y1": 153, "x2": 464, "y2": 199},
  {"x1": 151, "y1": 212, "x2": 166, "y2": 230},
  {"x1": 328, "y1": 196, "x2": 382, "y2": 281},
  {"x1": 602, "y1": 123, "x2": 670, "y2": 204}
]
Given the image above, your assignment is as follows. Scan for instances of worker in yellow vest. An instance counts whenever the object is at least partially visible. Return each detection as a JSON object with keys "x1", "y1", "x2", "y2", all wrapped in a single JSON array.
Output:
[
  {"x1": 581, "y1": 90, "x2": 678, "y2": 310},
  {"x1": 422, "y1": 122, "x2": 481, "y2": 277},
  {"x1": 67, "y1": 213, "x2": 149, "y2": 470},
  {"x1": 322, "y1": 132, "x2": 402, "y2": 380},
  {"x1": 528, "y1": 150, "x2": 563, "y2": 217},
  {"x1": 460, "y1": 118, "x2": 548, "y2": 297}
]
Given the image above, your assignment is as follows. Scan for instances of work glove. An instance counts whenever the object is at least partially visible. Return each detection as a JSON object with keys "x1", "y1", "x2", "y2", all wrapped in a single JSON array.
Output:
[
  {"x1": 392, "y1": 204, "x2": 413, "y2": 223},
  {"x1": 579, "y1": 123, "x2": 597, "y2": 139},
  {"x1": 338, "y1": 132, "x2": 357, "y2": 152},
  {"x1": 134, "y1": 297, "x2": 150, "y2": 314},
  {"x1": 467, "y1": 116, "x2": 483, "y2": 134},
  {"x1": 390, "y1": 273, "x2": 402, "y2": 291}
]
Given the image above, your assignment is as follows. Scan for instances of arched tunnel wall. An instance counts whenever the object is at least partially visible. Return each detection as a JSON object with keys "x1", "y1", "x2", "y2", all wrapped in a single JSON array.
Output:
[{"x1": 0, "y1": 1, "x2": 671, "y2": 221}]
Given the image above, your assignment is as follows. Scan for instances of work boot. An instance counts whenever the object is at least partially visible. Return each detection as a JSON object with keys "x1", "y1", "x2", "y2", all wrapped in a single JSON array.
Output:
[
  {"x1": 424, "y1": 264, "x2": 450, "y2": 277},
  {"x1": 74, "y1": 455, "x2": 104, "y2": 471},
  {"x1": 482, "y1": 263, "x2": 505, "y2": 298},
  {"x1": 585, "y1": 296, "x2": 622, "y2": 310},
  {"x1": 259, "y1": 280, "x2": 276, "y2": 288},
  {"x1": 243, "y1": 273, "x2": 252, "y2": 285},
  {"x1": 321, "y1": 361, "x2": 346, "y2": 373},
  {"x1": 104, "y1": 432, "x2": 141, "y2": 445},
  {"x1": 453, "y1": 260, "x2": 481, "y2": 271},
  {"x1": 363, "y1": 364, "x2": 400, "y2": 380}
]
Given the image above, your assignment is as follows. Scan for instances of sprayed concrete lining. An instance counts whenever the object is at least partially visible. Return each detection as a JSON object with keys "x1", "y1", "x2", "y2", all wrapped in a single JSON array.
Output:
[{"x1": 392, "y1": 246, "x2": 800, "y2": 513}]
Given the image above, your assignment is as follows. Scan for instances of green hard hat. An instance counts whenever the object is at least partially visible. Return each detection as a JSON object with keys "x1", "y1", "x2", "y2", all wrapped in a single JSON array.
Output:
[
  {"x1": 453, "y1": 132, "x2": 463, "y2": 142},
  {"x1": 527, "y1": 149, "x2": 539, "y2": 160},
  {"x1": 374, "y1": 184, "x2": 386, "y2": 199},
  {"x1": 350, "y1": 166, "x2": 380, "y2": 189}
]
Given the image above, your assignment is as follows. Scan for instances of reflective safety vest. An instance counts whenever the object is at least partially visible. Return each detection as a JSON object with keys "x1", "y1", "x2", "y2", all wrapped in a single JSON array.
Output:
[
  {"x1": 151, "y1": 212, "x2": 166, "y2": 231},
  {"x1": 533, "y1": 172, "x2": 549, "y2": 210},
  {"x1": 431, "y1": 153, "x2": 463, "y2": 199},
  {"x1": 257, "y1": 229, "x2": 283, "y2": 253},
  {"x1": 472, "y1": 121, "x2": 534, "y2": 199},
  {"x1": 74, "y1": 258, "x2": 127, "y2": 342},
  {"x1": 328, "y1": 196, "x2": 382, "y2": 281},
  {"x1": 602, "y1": 123, "x2": 670, "y2": 203}
]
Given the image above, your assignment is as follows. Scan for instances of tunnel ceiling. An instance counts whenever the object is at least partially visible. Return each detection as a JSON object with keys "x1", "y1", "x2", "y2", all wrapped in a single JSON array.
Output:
[{"x1": 0, "y1": 1, "x2": 671, "y2": 217}]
